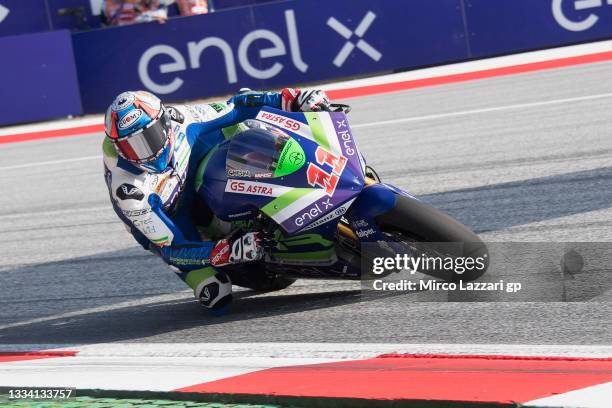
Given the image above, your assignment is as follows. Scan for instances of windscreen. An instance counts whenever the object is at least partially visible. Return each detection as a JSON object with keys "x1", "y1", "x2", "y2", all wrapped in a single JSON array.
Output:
[{"x1": 226, "y1": 120, "x2": 290, "y2": 178}]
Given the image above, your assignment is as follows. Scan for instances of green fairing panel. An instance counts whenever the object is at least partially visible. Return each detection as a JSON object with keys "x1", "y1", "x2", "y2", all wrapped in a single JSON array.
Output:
[{"x1": 273, "y1": 137, "x2": 306, "y2": 178}]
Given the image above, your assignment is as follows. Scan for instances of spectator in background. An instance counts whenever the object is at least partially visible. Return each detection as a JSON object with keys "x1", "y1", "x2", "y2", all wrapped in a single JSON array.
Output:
[
  {"x1": 176, "y1": 0, "x2": 209, "y2": 16},
  {"x1": 103, "y1": 0, "x2": 168, "y2": 26}
]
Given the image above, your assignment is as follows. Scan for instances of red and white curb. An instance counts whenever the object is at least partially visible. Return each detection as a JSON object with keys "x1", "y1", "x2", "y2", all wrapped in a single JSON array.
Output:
[
  {"x1": 1, "y1": 38, "x2": 612, "y2": 145},
  {"x1": 0, "y1": 343, "x2": 610, "y2": 407}
]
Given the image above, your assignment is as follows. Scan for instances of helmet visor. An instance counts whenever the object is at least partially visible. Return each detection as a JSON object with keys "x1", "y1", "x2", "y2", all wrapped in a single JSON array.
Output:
[{"x1": 115, "y1": 111, "x2": 171, "y2": 164}]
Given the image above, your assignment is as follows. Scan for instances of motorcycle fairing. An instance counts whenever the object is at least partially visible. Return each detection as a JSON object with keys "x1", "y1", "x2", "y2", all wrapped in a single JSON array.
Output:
[
  {"x1": 199, "y1": 107, "x2": 365, "y2": 234},
  {"x1": 256, "y1": 108, "x2": 365, "y2": 233}
]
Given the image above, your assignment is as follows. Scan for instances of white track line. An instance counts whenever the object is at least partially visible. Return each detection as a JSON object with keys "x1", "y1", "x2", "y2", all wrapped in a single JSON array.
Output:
[
  {"x1": 0, "y1": 155, "x2": 101, "y2": 171},
  {"x1": 0, "y1": 291, "x2": 193, "y2": 332},
  {"x1": 0, "y1": 206, "x2": 111, "y2": 220},
  {"x1": 1, "y1": 342, "x2": 610, "y2": 358},
  {"x1": 352, "y1": 92, "x2": 612, "y2": 129},
  {"x1": 55, "y1": 343, "x2": 612, "y2": 358},
  {"x1": 525, "y1": 382, "x2": 612, "y2": 408}
]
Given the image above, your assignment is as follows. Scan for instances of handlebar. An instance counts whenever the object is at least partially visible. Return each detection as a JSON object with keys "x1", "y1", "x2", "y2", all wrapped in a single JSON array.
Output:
[
  {"x1": 320, "y1": 103, "x2": 352, "y2": 114},
  {"x1": 330, "y1": 103, "x2": 352, "y2": 114}
]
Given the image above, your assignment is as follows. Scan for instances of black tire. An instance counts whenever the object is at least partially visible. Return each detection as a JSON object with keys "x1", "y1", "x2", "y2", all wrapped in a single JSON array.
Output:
[
  {"x1": 375, "y1": 194, "x2": 489, "y2": 282},
  {"x1": 224, "y1": 263, "x2": 296, "y2": 292}
]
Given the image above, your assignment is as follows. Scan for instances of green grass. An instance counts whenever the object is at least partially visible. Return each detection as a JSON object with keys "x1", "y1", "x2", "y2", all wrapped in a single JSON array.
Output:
[{"x1": 0, "y1": 395, "x2": 284, "y2": 408}]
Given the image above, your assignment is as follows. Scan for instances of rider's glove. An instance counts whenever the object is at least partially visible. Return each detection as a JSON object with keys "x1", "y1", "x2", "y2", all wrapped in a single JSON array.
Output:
[
  {"x1": 281, "y1": 88, "x2": 331, "y2": 112},
  {"x1": 228, "y1": 88, "x2": 274, "y2": 108},
  {"x1": 210, "y1": 232, "x2": 263, "y2": 267}
]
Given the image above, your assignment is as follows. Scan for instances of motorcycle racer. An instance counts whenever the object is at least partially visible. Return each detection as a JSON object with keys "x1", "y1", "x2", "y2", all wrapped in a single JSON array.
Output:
[{"x1": 103, "y1": 88, "x2": 331, "y2": 311}]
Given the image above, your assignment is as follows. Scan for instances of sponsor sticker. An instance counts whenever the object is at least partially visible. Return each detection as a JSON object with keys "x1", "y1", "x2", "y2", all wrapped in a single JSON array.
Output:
[
  {"x1": 227, "y1": 168, "x2": 252, "y2": 178},
  {"x1": 117, "y1": 183, "x2": 145, "y2": 201},
  {"x1": 122, "y1": 208, "x2": 152, "y2": 217},
  {"x1": 112, "y1": 92, "x2": 135, "y2": 112},
  {"x1": 301, "y1": 198, "x2": 355, "y2": 231},
  {"x1": 224, "y1": 179, "x2": 289, "y2": 197},
  {"x1": 118, "y1": 109, "x2": 143, "y2": 130},
  {"x1": 275, "y1": 137, "x2": 306, "y2": 178},
  {"x1": 353, "y1": 219, "x2": 369, "y2": 228},
  {"x1": 294, "y1": 202, "x2": 326, "y2": 227},
  {"x1": 255, "y1": 111, "x2": 315, "y2": 142},
  {"x1": 259, "y1": 111, "x2": 302, "y2": 131},
  {"x1": 289, "y1": 151, "x2": 305, "y2": 166},
  {"x1": 209, "y1": 102, "x2": 227, "y2": 113},
  {"x1": 159, "y1": 177, "x2": 180, "y2": 205},
  {"x1": 152, "y1": 173, "x2": 169, "y2": 193},
  {"x1": 356, "y1": 228, "x2": 376, "y2": 238},
  {"x1": 338, "y1": 129, "x2": 356, "y2": 156}
]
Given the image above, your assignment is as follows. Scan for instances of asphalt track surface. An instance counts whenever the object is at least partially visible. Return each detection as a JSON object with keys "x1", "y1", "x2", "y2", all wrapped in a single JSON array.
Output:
[{"x1": 0, "y1": 61, "x2": 611, "y2": 347}]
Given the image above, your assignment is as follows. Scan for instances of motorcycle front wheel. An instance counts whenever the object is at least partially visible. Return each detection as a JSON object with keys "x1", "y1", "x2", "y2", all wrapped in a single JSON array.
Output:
[{"x1": 337, "y1": 193, "x2": 489, "y2": 282}]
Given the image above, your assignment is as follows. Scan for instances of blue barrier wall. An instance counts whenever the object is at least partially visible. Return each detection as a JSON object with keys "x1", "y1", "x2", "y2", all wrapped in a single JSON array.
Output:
[
  {"x1": 71, "y1": 0, "x2": 612, "y2": 114},
  {"x1": 466, "y1": 0, "x2": 612, "y2": 57},
  {"x1": 0, "y1": 30, "x2": 82, "y2": 126},
  {"x1": 0, "y1": 1, "x2": 50, "y2": 37},
  {"x1": 73, "y1": 0, "x2": 469, "y2": 113},
  {"x1": 4, "y1": 0, "x2": 612, "y2": 124}
]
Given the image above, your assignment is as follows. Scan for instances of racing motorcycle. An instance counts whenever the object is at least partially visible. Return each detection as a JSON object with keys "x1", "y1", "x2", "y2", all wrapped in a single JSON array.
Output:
[{"x1": 196, "y1": 105, "x2": 489, "y2": 291}]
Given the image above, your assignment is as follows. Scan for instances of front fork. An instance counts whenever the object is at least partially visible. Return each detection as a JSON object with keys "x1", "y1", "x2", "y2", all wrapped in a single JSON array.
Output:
[
  {"x1": 338, "y1": 180, "x2": 417, "y2": 244},
  {"x1": 343, "y1": 183, "x2": 397, "y2": 242}
]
